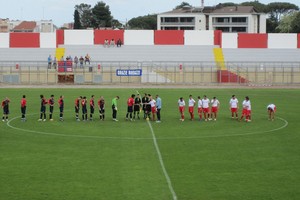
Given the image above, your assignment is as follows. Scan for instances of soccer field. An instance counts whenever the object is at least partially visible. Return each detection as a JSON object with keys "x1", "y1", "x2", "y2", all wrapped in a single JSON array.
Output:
[{"x1": 0, "y1": 88, "x2": 299, "y2": 200}]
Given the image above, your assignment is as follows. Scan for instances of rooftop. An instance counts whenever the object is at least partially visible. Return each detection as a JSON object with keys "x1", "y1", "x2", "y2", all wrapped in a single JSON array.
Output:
[
  {"x1": 13, "y1": 21, "x2": 36, "y2": 31},
  {"x1": 212, "y1": 6, "x2": 258, "y2": 14}
]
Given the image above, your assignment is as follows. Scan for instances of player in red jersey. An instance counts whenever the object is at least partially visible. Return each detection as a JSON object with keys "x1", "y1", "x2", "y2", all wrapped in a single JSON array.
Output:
[
  {"x1": 98, "y1": 96, "x2": 105, "y2": 120},
  {"x1": 89, "y1": 95, "x2": 95, "y2": 121},
  {"x1": 2, "y1": 97, "x2": 10, "y2": 122},
  {"x1": 229, "y1": 95, "x2": 239, "y2": 119},
  {"x1": 48, "y1": 95, "x2": 55, "y2": 121},
  {"x1": 240, "y1": 96, "x2": 251, "y2": 122},
  {"x1": 149, "y1": 95, "x2": 157, "y2": 121},
  {"x1": 202, "y1": 95, "x2": 210, "y2": 121},
  {"x1": 188, "y1": 95, "x2": 196, "y2": 120},
  {"x1": 126, "y1": 94, "x2": 135, "y2": 121},
  {"x1": 20, "y1": 95, "x2": 27, "y2": 122},
  {"x1": 197, "y1": 96, "x2": 203, "y2": 121},
  {"x1": 38, "y1": 95, "x2": 47, "y2": 121},
  {"x1": 267, "y1": 104, "x2": 276, "y2": 121},
  {"x1": 75, "y1": 96, "x2": 82, "y2": 121},
  {"x1": 210, "y1": 97, "x2": 220, "y2": 121},
  {"x1": 58, "y1": 95, "x2": 64, "y2": 121},
  {"x1": 178, "y1": 97, "x2": 185, "y2": 121},
  {"x1": 81, "y1": 96, "x2": 88, "y2": 121}
]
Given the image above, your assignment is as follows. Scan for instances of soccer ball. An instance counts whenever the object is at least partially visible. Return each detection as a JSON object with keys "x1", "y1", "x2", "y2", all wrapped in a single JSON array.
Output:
[{"x1": 146, "y1": 117, "x2": 149, "y2": 121}]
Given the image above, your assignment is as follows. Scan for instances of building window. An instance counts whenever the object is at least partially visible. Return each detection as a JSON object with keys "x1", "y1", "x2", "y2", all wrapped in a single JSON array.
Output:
[
  {"x1": 216, "y1": 17, "x2": 230, "y2": 23},
  {"x1": 179, "y1": 17, "x2": 194, "y2": 23},
  {"x1": 232, "y1": 27, "x2": 247, "y2": 32},
  {"x1": 215, "y1": 27, "x2": 230, "y2": 32},
  {"x1": 164, "y1": 27, "x2": 179, "y2": 30},
  {"x1": 164, "y1": 17, "x2": 179, "y2": 23},
  {"x1": 180, "y1": 27, "x2": 194, "y2": 30},
  {"x1": 232, "y1": 17, "x2": 247, "y2": 23}
]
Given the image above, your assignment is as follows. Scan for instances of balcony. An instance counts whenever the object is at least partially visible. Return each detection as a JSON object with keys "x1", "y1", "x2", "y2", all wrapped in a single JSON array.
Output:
[
  {"x1": 160, "y1": 22, "x2": 195, "y2": 26},
  {"x1": 212, "y1": 22, "x2": 248, "y2": 26}
]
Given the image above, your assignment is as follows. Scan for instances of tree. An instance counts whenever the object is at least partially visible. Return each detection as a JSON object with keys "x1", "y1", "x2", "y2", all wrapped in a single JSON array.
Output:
[
  {"x1": 75, "y1": 3, "x2": 93, "y2": 28},
  {"x1": 267, "y1": 2, "x2": 299, "y2": 23},
  {"x1": 290, "y1": 12, "x2": 300, "y2": 33},
  {"x1": 276, "y1": 11, "x2": 300, "y2": 33},
  {"x1": 174, "y1": 2, "x2": 192, "y2": 10},
  {"x1": 111, "y1": 19, "x2": 123, "y2": 29},
  {"x1": 92, "y1": 1, "x2": 113, "y2": 28},
  {"x1": 215, "y1": 2, "x2": 237, "y2": 9},
  {"x1": 128, "y1": 14, "x2": 157, "y2": 30},
  {"x1": 240, "y1": 1, "x2": 268, "y2": 12},
  {"x1": 74, "y1": 9, "x2": 82, "y2": 29}
]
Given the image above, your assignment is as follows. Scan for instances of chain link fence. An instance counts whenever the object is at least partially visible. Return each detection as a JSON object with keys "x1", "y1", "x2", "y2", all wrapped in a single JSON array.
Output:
[{"x1": 0, "y1": 61, "x2": 299, "y2": 85}]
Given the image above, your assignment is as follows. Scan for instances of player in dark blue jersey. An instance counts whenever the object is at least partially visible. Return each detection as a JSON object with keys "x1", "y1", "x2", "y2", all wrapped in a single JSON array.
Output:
[{"x1": 38, "y1": 95, "x2": 47, "y2": 121}]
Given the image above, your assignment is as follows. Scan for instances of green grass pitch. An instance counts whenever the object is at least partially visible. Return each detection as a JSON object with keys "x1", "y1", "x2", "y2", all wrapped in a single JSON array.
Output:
[{"x1": 0, "y1": 88, "x2": 299, "y2": 200}]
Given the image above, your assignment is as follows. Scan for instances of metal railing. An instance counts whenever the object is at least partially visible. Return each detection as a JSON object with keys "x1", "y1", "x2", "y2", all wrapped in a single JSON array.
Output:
[{"x1": 0, "y1": 61, "x2": 299, "y2": 85}]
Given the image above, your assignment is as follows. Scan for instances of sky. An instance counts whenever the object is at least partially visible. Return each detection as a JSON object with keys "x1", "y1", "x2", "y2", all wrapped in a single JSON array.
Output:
[{"x1": 1, "y1": 0, "x2": 299, "y2": 27}]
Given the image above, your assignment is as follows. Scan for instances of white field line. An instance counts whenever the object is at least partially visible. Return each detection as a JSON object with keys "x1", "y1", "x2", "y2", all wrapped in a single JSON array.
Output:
[
  {"x1": 5, "y1": 111, "x2": 288, "y2": 141},
  {"x1": 147, "y1": 120, "x2": 177, "y2": 200}
]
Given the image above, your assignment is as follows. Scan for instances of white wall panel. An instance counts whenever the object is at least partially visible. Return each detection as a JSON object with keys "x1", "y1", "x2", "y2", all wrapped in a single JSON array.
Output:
[
  {"x1": 222, "y1": 33, "x2": 238, "y2": 48},
  {"x1": 0, "y1": 33, "x2": 9, "y2": 48},
  {"x1": 40, "y1": 33, "x2": 56, "y2": 48},
  {"x1": 184, "y1": 30, "x2": 214, "y2": 45},
  {"x1": 64, "y1": 30, "x2": 94, "y2": 45},
  {"x1": 268, "y1": 33, "x2": 297, "y2": 49},
  {"x1": 124, "y1": 30, "x2": 154, "y2": 45}
]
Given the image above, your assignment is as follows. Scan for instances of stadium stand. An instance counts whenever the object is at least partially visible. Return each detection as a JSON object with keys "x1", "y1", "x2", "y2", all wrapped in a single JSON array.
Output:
[
  {"x1": 62, "y1": 45, "x2": 217, "y2": 62},
  {"x1": 0, "y1": 48, "x2": 55, "y2": 61}
]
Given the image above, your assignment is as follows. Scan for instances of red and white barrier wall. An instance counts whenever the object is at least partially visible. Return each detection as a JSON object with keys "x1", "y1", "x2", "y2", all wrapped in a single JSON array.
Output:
[{"x1": 0, "y1": 30, "x2": 299, "y2": 49}]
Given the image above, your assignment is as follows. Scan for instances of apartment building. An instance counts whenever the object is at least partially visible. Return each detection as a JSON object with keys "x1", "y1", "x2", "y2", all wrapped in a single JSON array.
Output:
[{"x1": 157, "y1": 5, "x2": 266, "y2": 33}]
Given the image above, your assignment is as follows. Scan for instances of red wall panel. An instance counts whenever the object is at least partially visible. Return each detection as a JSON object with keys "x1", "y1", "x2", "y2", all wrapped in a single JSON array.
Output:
[
  {"x1": 238, "y1": 33, "x2": 268, "y2": 48},
  {"x1": 154, "y1": 30, "x2": 184, "y2": 45},
  {"x1": 10, "y1": 33, "x2": 40, "y2": 48},
  {"x1": 94, "y1": 30, "x2": 124, "y2": 44},
  {"x1": 56, "y1": 29, "x2": 64, "y2": 47},
  {"x1": 298, "y1": 34, "x2": 300, "y2": 48},
  {"x1": 214, "y1": 30, "x2": 222, "y2": 47}
]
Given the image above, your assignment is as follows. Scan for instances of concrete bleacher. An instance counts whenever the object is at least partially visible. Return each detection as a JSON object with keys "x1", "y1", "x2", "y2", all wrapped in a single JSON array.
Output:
[
  {"x1": 0, "y1": 48, "x2": 55, "y2": 62},
  {"x1": 62, "y1": 45, "x2": 217, "y2": 62},
  {"x1": 223, "y1": 49, "x2": 300, "y2": 62}
]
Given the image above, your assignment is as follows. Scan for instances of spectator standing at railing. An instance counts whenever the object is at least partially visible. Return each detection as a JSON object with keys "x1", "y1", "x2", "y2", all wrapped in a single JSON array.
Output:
[
  {"x1": 79, "y1": 56, "x2": 84, "y2": 68},
  {"x1": 53, "y1": 57, "x2": 57, "y2": 69},
  {"x1": 85, "y1": 54, "x2": 90, "y2": 65},
  {"x1": 74, "y1": 56, "x2": 79, "y2": 68},
  {"x1": 117, "y1": 38, "x2": 122, "y2": 47},
  {"x1": 47, "y1": 55, "x2": 52, "y2": 69}
]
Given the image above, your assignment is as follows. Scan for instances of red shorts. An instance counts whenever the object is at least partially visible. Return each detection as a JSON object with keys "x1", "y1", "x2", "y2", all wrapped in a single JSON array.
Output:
[
  {"x1": 151, "y1": 107, "x2": 157, "y2": 113},
  {"x1": 189, "y1": 106, "x2": 194, "y2": 113},
  {"x1": 242, "y1": 109, "x2": 248, "y2": 116},
  {"x1": 179, "y1": 106, "x2": 184, "y2": 113},
  {"x1": 231, "y1": 108, "x2": 237, "y2": 113},
  {"x1": 198, "y1": 107, "x2": 203, "y2": 113},
  {"x1": 247, "y1": 110, "x2": 251, "y2": 115},
  {"x1": 211, "y1": 107, "x2": 218, "y2": 113},
  {"x1": 203, "y1": 108, "x2": 210, "y2": 113}
]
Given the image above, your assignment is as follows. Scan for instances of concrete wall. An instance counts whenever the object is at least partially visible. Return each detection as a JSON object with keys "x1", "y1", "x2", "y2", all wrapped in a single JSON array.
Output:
[
  {"x1": 0, "y1": 33, "x2": 9, "y2": 48},
  {"x1": 268, "y1": 34, "x2": 297, "y2": 49},
  {"x1": 184, "y1": 30, "x2": 214, "y2": 45},
  {"x1": 40, "y1": 33, "x2": 56, "y2": 48},
  {"x1": 64, "y1": 30, "x2": 94, "y2": 45},
  {"x1": 124, "y1": 30, "x2": 154, "y2": 45}
]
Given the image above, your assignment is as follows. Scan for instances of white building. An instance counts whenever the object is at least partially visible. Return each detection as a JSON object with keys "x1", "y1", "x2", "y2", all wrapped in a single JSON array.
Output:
[
  {"x1": 157, "y1": 6, "x2": 266, "y2": 33},
  {"x1": 209, "y1": 6, "x2": 266, "y2": 33}
]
